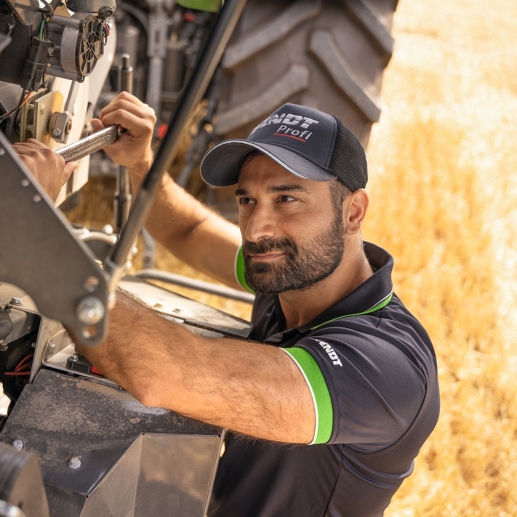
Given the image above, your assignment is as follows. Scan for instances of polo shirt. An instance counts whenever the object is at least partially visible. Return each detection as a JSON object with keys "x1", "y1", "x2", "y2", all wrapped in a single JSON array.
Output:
[{"x1": 208, "y1": 242, "x2": 440, "y2": 517}]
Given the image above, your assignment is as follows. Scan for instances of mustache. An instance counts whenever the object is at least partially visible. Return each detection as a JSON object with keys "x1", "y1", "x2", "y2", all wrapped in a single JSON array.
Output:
[{"x1": 243, "y1": 238, "x2": 298, "y2": 256}]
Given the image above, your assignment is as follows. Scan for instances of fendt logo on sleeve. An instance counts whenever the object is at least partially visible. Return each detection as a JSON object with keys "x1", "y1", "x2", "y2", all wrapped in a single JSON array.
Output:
[
  {"x1": 315, "y1": 339, "x2": 343, "y2": 367},
  {"x1": 250, "y1": 112, "x2": 319, "y2": 142}
]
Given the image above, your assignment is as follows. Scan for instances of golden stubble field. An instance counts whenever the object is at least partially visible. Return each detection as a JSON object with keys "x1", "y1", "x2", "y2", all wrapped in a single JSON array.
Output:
[{"x1": 69, "y1": 0, "x2": 517, "y2": 514}]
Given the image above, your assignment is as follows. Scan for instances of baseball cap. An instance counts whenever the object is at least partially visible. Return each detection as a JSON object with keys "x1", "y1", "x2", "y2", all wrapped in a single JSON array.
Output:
[{"x1": 200, "y1": 103, "x2": 367, "y2": 191}]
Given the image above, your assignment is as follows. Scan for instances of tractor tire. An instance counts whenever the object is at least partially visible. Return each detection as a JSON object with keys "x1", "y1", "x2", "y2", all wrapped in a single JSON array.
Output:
[{"x1": 207, "y1": 0, "x2": 398, "y2": 219}]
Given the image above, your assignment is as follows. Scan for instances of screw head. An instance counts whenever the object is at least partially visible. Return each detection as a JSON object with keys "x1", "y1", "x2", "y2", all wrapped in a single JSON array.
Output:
[
  {"x1": 76, "y1": 297, "x2": 105, "y2": 325},
  {"x1": 12, "y1": 440, "x2": 23, "y2": 450},
  {"x1": 84, "y1": 276, "x2": 99, "y2": 293},
  {"x1": 10, "y1": 297, "x2": 22, "y2": 306},
  {"x1": 52, "y1": 128, "x2": 62, "y2": 138},
  {"x1": 69, "y1": 457, "x2": 81, "y2": 469}
]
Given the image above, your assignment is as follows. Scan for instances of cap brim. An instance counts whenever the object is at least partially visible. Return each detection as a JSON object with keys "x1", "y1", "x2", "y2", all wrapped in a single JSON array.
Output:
[{"x1": 200, "y1": 140, "x2": 335, "y2": 187}]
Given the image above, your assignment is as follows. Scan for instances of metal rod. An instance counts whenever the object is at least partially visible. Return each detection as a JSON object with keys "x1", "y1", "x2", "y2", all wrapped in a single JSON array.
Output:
[
  {"x1": 105, "y1": 0, "x2": 248, "y2": 286},
  {"x1": 135, "y1": 269, "x2": 255, "y2": 304},
  {"x1": 55, "y1": 125, "x2": 119, "y2": 163},
  {"x1": 114, "y1": 54, "x2": 133, "y2": 232}
]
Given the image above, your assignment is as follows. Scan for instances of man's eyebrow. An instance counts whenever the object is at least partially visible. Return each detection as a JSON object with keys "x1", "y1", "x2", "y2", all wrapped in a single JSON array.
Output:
[
  {"x1": 235, "y1": 185, "x2": 309, "y2": 196},
  {"x1": 267, "y1": 184, "x2": 309, "y2": 194}
]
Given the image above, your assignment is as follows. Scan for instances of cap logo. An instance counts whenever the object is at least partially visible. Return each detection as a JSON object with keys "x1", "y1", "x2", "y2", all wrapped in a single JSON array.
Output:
[{"x1": 250, "y1": 112, "x2": 319, "y2": 142}]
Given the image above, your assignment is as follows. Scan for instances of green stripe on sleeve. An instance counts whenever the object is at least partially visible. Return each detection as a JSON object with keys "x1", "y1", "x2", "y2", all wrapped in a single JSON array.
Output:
[
  {"x1": 234, "y1": 246, "x2": 255, "y2": 294},
  {"x1": 282, "y1": 347, "x2": 333, "y2": 444}
]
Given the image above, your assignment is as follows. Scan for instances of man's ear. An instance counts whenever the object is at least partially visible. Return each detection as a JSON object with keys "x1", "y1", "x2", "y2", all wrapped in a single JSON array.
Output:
[{"x1": 345, "y1": 189, "x2": 369, "y2": 235}]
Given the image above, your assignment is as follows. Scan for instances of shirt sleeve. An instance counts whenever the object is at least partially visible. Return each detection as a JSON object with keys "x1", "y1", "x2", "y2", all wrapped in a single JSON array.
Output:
[{"x1": 283, "y1": 324, "x2": 427, "y2": 451}]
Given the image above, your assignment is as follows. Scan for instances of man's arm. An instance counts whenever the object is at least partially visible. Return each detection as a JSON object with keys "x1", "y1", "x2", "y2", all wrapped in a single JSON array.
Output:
[
  {"x1": 76, "y1": 291, "x2": 316, "y2": 444},
  {"x1": 92, "y1": 92, "x2": 242, "y2": 289},
  {"x1": 13, "y1": 139, "x2": 78, "y2": 202}
]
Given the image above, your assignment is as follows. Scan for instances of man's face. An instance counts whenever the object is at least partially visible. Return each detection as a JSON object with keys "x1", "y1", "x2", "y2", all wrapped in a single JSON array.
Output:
[{"x1": 236, "y1": 154, "x2": 346, "y2": 295}]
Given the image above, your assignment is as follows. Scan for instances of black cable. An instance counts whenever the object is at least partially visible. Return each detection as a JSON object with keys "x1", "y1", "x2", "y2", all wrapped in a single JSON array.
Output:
[
  {"x1": 0, "y1": 90, "x2": 30, "y2": 124},
  {"x1": 38, "y1": 0, "x2": 54, "y2": 16}
]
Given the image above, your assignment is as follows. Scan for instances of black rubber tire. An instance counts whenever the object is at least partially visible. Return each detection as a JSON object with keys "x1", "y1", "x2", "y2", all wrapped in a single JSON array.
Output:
[{"x1": 208, "y1": 0, "x2": 398, "y2": 217}]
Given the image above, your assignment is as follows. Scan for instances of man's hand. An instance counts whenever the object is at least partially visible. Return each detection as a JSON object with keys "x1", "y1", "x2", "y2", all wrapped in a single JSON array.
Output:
[
  {"x1": 91, "y1": 92, "x2": 156, "y2": 189},
  {"x1": 13, "y1": 139, "x2": 78, "y2": 202}
]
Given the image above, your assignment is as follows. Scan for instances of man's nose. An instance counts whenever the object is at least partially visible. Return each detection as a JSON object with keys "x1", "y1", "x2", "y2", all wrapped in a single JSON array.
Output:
[{"x1": 244, "y1": 204, "x2": 276, "y2": 243}]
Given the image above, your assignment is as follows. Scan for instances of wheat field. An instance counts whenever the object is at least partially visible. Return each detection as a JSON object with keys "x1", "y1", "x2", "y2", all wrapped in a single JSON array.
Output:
[{"x1": 68, "y1": 0, "x2": 517, "y2": 514}]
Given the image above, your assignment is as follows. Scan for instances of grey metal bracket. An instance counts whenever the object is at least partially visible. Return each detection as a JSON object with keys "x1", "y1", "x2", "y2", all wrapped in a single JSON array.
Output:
[{"x1": 0, "y1": 131, "x2": 109, "y2": 346}]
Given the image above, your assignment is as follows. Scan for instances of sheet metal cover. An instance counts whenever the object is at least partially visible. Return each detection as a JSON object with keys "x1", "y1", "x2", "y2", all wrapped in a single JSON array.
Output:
[{"x1": 119, "y1": 276, "x2": 251, "y2": 338}]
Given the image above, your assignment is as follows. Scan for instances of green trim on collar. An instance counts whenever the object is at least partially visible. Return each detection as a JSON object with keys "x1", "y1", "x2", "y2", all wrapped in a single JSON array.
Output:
[
  {"x1": 234, "y1": 246, "x2": 255, "y2": 294},
  {"x1": 282, "y1": 347, "x2": 333, "y2": 445},
  {"x1": 311, "y1": 292, "x2": 393, "y2": 331}
]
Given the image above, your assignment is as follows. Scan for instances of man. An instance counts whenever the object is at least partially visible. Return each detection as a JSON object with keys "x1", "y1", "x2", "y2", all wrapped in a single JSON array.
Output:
[{"x1": 19, "y1": 93, "x2": 440, "y2": 517}]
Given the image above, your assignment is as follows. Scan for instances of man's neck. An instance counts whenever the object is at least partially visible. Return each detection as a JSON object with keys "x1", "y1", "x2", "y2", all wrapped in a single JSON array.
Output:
[{"x1": 278, "y1": 240, "x2": 373, "y2": 330}]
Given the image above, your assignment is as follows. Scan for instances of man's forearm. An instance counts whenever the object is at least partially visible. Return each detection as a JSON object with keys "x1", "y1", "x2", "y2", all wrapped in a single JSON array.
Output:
[
  {"x1": 78, "y1": 292, "x2": 315, "y2": 443},
  {"x1": 131, "y1": 170, "x2": 242, "y2": 288}
]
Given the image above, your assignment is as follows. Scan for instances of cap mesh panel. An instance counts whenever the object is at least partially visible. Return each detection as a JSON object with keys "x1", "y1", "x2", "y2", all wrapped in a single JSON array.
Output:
[{"x1": 329, "y1": 118, "x2": 368, "y2": 191}]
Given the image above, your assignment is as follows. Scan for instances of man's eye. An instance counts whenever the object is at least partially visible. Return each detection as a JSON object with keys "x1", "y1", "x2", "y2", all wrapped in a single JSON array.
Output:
[
  {"x1": 279, "y1": 195, "x2": 296, "y2": 202},
  {"x1": 238, "y1": 197, "x2": 255, "y2": 205}
]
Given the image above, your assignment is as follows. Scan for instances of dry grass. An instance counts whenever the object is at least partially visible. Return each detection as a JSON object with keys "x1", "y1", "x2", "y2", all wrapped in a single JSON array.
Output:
[
  {"x1": 67, "y1": 0, "x2": 517, "y2": 514},
  {"x1": 364, "y1": 0, "x2": 517, "y2": 514}
]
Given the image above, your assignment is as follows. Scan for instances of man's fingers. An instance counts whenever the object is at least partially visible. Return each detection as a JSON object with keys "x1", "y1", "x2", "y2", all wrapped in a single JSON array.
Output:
[
  {"x1": 90, "y1": 118, "x2": 105, "y2": 132},
  {"x1": 64, "y1": 161, "x2": 78, "y2": 179},
  {"x1": 99, "y1": 97, "x2": 155, "y2": 124}
]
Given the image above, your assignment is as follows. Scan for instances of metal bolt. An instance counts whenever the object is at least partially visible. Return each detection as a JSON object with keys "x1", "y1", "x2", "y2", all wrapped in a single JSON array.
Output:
[
  {"x1": 33, "y1": 195, "x2": 41, "y2": 203},
  {"x1": 52, "y1": 128, "x2": 62, "y2": 138},
  {"x1": 12, "y1": 440, "x2": 23, "y2": 450},
  {"x1": 39, "y1": 104, "x2": 45, "y2": 115},
  {"x1": 70, "y1": 354, "x2": 79, "y2": 362},
  {"x1": 10, "y1": 297, "x2": 22, "y2": 306},
  {"x1": 47, "y1": 47, "x2": 54, "y2": 56},
  {"x1": 0, "y1": 340, "x2": 7, "y2": 352},
  {"x1": 84, "y1": 276, "x2": 99, "y2": 293},
  {"x1": 102, "y1": 224, "x2": 113, "y2": 235},
  {"x1": 21, "y1": 179, "x2": 29, "y2": 187},
  {"x1": 76, "y1": 297, "x2": 105, "y2": 325},
  {"x1": 69, "y1": 457, "x2": 81, "y2": 469},
  {"x1": 0, "y1": 149, "x2": 5, "y2": 156}
]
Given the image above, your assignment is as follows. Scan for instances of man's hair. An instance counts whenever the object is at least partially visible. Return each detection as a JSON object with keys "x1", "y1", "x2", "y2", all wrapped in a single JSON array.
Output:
[
  {"x1": 329, "y1": 180, "x2": 351, "y2": 213},
  {"x1": 240, "y1": 150, "x2": 350, "y2": 213},
  {"x1": 240, "y1": 149, "x2": 263, "y2": 168}
]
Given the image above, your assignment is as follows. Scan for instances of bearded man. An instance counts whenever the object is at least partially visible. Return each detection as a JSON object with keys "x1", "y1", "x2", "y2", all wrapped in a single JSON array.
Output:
[{"x1": 21, "y1": 93, "x2": 440, "y2": 517}]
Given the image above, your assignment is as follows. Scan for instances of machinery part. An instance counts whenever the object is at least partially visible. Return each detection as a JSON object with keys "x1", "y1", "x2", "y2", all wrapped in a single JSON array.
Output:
[
  {"x1": 2, "y1": 0, "x2": 40, "y2": 27},
  {"x1": 209, "y1": 0, "x2": 398, "y2": 218},
  {"x1": 0, "y1": 131, "x2": 110, "y2": 346},
  {"x1": 18, "y1": 90, "x2": 64, "y2": 144},
  {"x1": 145, "y1": 0, "x2": 169, "y2": 114},
  {"x1": 46, "y1": 13, "x2": 107, "y2": 83},
  {"x1": 135, "y1": 268, "x2": 255, "y2": 304},
  {"x1": 47, "y1": 81, "x2": 80, "y2": 144},
  {"x1": 66, "y1": 0, "x2": 117, "y2": 15},
  {"x1": 0, "y1": 369, "x2": 222, "y2": 517},
  {"x1": 175, "y1": 65, "x2": 223, "y2": 188},
  {"x1": 114, "y1": 53, "x2": 132, "y2": 232},
  {"x1": 0, "y1": 500, "x2": 27, "y2": 517},
  {"x1": 0, "y1": 443, "x2": 49, "y2": 517},
  {"x1": 55, "y1": 124, "x2": 119, "y2": 162},
  {"x1": 66, "y1": 353, "x2": 92, "y2": 373}
]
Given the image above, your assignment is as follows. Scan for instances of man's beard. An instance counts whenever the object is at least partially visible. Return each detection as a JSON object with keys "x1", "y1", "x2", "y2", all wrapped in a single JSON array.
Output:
[{"x1": 243, "y1": 213, "x2": 345, "y2": 295}]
